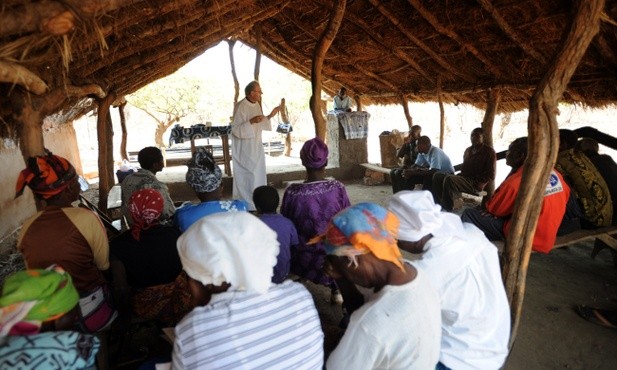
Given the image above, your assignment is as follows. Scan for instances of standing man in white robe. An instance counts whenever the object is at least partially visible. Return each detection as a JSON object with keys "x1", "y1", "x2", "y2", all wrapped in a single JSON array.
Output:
[{"x1": 231, "y1": 81, "x2": 280, "y2": 210}]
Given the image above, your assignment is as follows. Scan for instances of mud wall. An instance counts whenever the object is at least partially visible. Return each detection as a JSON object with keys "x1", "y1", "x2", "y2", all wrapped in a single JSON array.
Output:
[{"x1": 0, "y1": 124, "x2": 82, "y2": 241}]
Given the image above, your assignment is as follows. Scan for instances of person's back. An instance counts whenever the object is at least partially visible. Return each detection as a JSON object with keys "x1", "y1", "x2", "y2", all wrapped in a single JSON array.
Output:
[
  {"x1": 110, "y1": 225, "x2": 182, "y2": 288},
  {"x1": 173, "y1": 280, "x2": 323, "y2": 369},
  {"x1": 172, "y1": 212, "x2": 324, "y2": 369},
  {"x1": 254, "y1": 185, "x2": 298, "y2": 283},
  {"x1": 578, "y1": 138, "x2": 617, "y2": 224},
  {"x1": 121, "y1": 146, "x2": 175, "y2": 224},
  {"x1": 327, "y1": 269, "x2": 441, "y2": 369},
  {"x1": 389, "y1": 191, "x2": 510, "y2": 369},
  {"x1": 413, "y1": 219, "x2": 510, "y2": 369},
  {"x1": 556, "y1": 130, "x2": 612, "y2": 228}
]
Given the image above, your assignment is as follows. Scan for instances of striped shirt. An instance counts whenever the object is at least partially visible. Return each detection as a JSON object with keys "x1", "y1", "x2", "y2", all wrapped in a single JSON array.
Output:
[{"x1": 172, "y1": 280, "x2": 323, "y2": 370}]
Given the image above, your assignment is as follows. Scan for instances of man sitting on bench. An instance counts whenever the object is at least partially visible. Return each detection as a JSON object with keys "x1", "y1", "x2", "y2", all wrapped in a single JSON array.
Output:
[
  {"x1": 399, "y1": 136, "x2": 454, "y2": 193},
  {"x1": 432, "y1": 127, "x2": 496, "y2": 211},
  {"x1": 461, "y1": 137, "x2": 570, "y2": 254}
]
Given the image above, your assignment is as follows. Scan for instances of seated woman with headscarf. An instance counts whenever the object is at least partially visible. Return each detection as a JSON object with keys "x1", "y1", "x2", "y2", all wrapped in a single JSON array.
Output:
[
  {"x1": 280, "y1": 137, "x2": 351, "y2": 304},
  {"x1": 110, "y1": 189, "x2": 191, "y2": 326},
  {"x1": 15, "y1": 150, "x2": 116, "y2": 333},
  {"x1": 0, "y1": 266, "x2": 100, "y2": 369},
  {"x1": 175, "y1": 148, "x2": 248, "y2": 232}
]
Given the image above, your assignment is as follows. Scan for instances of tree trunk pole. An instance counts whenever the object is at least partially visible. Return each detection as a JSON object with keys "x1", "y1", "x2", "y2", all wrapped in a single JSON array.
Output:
[
  {"x1": 97, "y1": 90, "x2": 117, "y2": 212},
  {"x1": 482, "y1": 89, "x2": 500, "y2": 149},
  {"x1": 399, "y1": 95, "x2": 413, "y2": 129},
  {"x1": 227, "y1": 39, "x2": 240, "y2": 114},
  {"x1": 118, "y1": 100, "x2": 128, "y2": 161},
  {"x1": 502, "y1": 0, "x2": 604, "y2": 347},
  {"x1": 354, "y1": 95, "x2": 362, "y2": 111},
  {"x1": 253, "y1": 23, "x2": 262, "y2": 82},
  {"x1": 437, "y1": 77, "x2": 445, "y2": 149},
  {"x1": 481, "y1": 89, "x2": 500, "y2": 199},
  {"x1": 310, "y1": 0, "x2": 346, "y2": 140}
]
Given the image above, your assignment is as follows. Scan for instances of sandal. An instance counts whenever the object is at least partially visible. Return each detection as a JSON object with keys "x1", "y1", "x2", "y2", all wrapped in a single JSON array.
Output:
[{"x1": 575, "y1": 305, "x2": 617, "y2": 329}]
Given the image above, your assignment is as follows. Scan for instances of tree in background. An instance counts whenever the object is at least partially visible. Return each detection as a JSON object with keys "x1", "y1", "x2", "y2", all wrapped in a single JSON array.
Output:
[{"x1": 127, "y1": 74, "x2": 201, "y2": 148}]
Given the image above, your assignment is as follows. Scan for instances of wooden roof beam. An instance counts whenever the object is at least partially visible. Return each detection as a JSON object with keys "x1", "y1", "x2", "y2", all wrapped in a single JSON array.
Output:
[
  {"x1": 476, "y1": 0, "x2": 547, "y2": 63},
  {"x1": 0, "y1": 0, "x2": 144, "y2": 38},
  {"x1": 268, "y1": 16, "x2": 398, "y2": 93},
  {"x1": 312, "y1": 0, "x2": 444, "y2": 84},
  {"x1": 72, "y1": 0, "x2": 248, "y2": 74},
  {"x1": 402, "y1": 0, "x2": 505, "y2": 77},
  {"x1": 343, "y1": 16, "x2": 434, "y2": 84}
]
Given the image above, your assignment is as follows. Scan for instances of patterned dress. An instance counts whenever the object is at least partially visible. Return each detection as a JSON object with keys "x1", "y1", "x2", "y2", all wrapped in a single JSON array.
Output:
[{"x1": 281, "y1": 180, "x2": 351, "y2": 286}]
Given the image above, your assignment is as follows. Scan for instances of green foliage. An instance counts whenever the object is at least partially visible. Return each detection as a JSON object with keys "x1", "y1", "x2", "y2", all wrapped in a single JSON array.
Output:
[{"x1": 126, "y1": 72, "x2": 202, "y2": 146}]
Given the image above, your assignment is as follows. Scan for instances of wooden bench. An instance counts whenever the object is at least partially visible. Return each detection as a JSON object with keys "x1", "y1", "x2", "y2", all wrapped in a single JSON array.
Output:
[
  {"x1": 493, "y1": 225, "x2": 617, "y2": 265},
  {"x1": 360, "y1": 163, "x2": 393, "y2": 185}
]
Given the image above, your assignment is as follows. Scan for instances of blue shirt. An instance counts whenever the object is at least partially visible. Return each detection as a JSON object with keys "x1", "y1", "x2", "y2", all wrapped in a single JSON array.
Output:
[
  {"x1": 175, "y1": 200, "x2": 248, "y2": 232},
  {"x1": 415, "y1": 145, "x2": 455, "y2": 173}
]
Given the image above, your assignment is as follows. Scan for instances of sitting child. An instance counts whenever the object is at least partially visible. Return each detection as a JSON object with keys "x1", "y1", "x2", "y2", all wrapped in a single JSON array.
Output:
[{"x1": 253, "y1": 185, "x2": 298, "y2": 283}]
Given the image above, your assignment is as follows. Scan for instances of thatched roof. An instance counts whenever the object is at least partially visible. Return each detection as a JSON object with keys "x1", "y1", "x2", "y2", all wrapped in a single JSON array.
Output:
[{"x1": 2, "y1": 0, "x2": 617, "y2": 136}]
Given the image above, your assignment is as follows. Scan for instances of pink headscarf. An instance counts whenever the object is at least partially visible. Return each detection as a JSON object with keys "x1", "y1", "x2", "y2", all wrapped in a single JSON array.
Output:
[{"x1": 128, "y1": 189, "x2": 164, "y2": 241}]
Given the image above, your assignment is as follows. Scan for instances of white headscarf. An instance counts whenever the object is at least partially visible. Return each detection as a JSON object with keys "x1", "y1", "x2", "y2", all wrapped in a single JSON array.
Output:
[
  {"x1": 177, "y1": 212, "x2": 279, "y2": 294},
  {"x1": 388, "y1": 190, "x2": 464, "y2": 243}
]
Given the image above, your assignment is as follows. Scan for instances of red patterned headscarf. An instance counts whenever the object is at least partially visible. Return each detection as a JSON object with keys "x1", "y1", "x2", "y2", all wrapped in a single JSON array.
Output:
[
  {"x1": 128, "y1": 189, "x2": 164, "y2": 241},
  {"x1": 15, "y1": 150, "x2": 76, "y2": 199}
]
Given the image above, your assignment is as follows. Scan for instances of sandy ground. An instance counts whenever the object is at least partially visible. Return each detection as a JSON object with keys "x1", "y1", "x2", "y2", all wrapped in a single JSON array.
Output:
[{"x1": 2, "y1": 177, "x2": 616, "y2": 369}]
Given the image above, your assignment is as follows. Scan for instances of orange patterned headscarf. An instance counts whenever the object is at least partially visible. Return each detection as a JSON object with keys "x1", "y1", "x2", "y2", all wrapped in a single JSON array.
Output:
[
  {"x1": 15, "y1": 150, "x2": 76, "y2": 199},
  {"x1": 311, "y1": 203, "x2": 404, "y2": 271}
]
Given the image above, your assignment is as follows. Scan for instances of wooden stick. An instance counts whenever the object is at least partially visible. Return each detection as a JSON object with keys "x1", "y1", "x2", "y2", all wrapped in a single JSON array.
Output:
[
  {"x1": 310, "y1": 0, "x2": 346, "y2": 140},
  {"x1": 502, "y1": 0, "x2": 604, "y2": 347},
  {"x1": 0, "y1": 61, "x2": 48, "y2": 95}
]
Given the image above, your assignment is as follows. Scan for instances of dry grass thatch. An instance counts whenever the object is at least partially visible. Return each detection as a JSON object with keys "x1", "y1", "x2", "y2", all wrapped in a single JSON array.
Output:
[{"x1": 1, "y1": 0, "x2": 617, "y2": 139}]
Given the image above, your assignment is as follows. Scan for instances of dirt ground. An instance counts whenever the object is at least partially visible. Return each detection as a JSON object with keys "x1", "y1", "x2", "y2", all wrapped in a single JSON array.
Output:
[{"x1": 1, "y1": 180, "x2": 616, "y2": 369}]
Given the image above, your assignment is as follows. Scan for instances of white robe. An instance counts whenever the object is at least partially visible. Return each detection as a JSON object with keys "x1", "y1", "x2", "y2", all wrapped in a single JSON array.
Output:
[{"x1": 231, "y1": 98, "x2": 271, "y2": 210}]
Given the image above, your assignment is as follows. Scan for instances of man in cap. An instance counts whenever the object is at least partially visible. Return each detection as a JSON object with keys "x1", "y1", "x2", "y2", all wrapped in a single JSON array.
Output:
[
  {"x1": 320, "y1": 203, "x2": 441, "y2": 370},
  {"x1": 173, "y1": 212, "x2": 323, "y2": 369},
  {"x1": 389, "y1": 190, "x2": 510, "y2": 370}
]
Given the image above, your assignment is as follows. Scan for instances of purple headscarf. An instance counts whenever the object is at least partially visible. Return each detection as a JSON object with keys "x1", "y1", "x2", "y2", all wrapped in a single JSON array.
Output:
[{"x1": 300, "y1": 137, "x2": 329, "y2": 169}]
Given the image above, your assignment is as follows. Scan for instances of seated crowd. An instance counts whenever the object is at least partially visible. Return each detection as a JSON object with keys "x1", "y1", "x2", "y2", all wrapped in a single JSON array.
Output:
[{"x1": 3, "y1": 129, "x2": 614, "y2": 369}]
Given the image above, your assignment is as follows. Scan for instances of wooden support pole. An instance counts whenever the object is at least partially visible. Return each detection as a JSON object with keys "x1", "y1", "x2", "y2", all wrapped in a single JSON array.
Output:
[
  {"x1": 227, "y1": 39, "x2": 240, "y2": 112},
  {"x1": 399, "y1": 95, "x2": 413, "y2": 130},
  {"x1": 437, "y1": 77, "x2": 445, "y2": 149},
  {"x1": 481, "y1": 89, "x2": 501, "y2": 149},
  {"x1": 97, "y1": 91, "x2": 117, "y2": 212},
  {"x1": 502, "y1": 0, "x2": 604, "y2": 347},
  {"x1": 481, "y1": 89, "x2": 500, "y2": 199},
  {"x1": 354, "y1": 95, "x2": 362, "y2": 111},
  {"x1": 310, "y1": 0, "x2": 346, "y2": 140},
  {"x1": 254, "y1": 23, "x2": 262, "y2": 82},
  {"x1": 117, "y1": 99, "x2": 128, "y2": 161}
]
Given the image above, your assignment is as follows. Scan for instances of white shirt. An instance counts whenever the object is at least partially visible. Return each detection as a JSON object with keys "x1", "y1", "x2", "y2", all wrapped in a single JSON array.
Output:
[
  {"x1": 231, "y1": 98, "x2": 272, "y2": 210},
  {"x1": 172, "y1": 280, "x2": 323, "y2": 370},
  {"x1": 410, "y1": 215, "x2": 511, "y2": 370},
  {"x1": 333, "y1": 95, "x2": 351, "y2": 110},
  {"x1": 327, "y1": 270, "x2": 441, "y2": 370}
]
